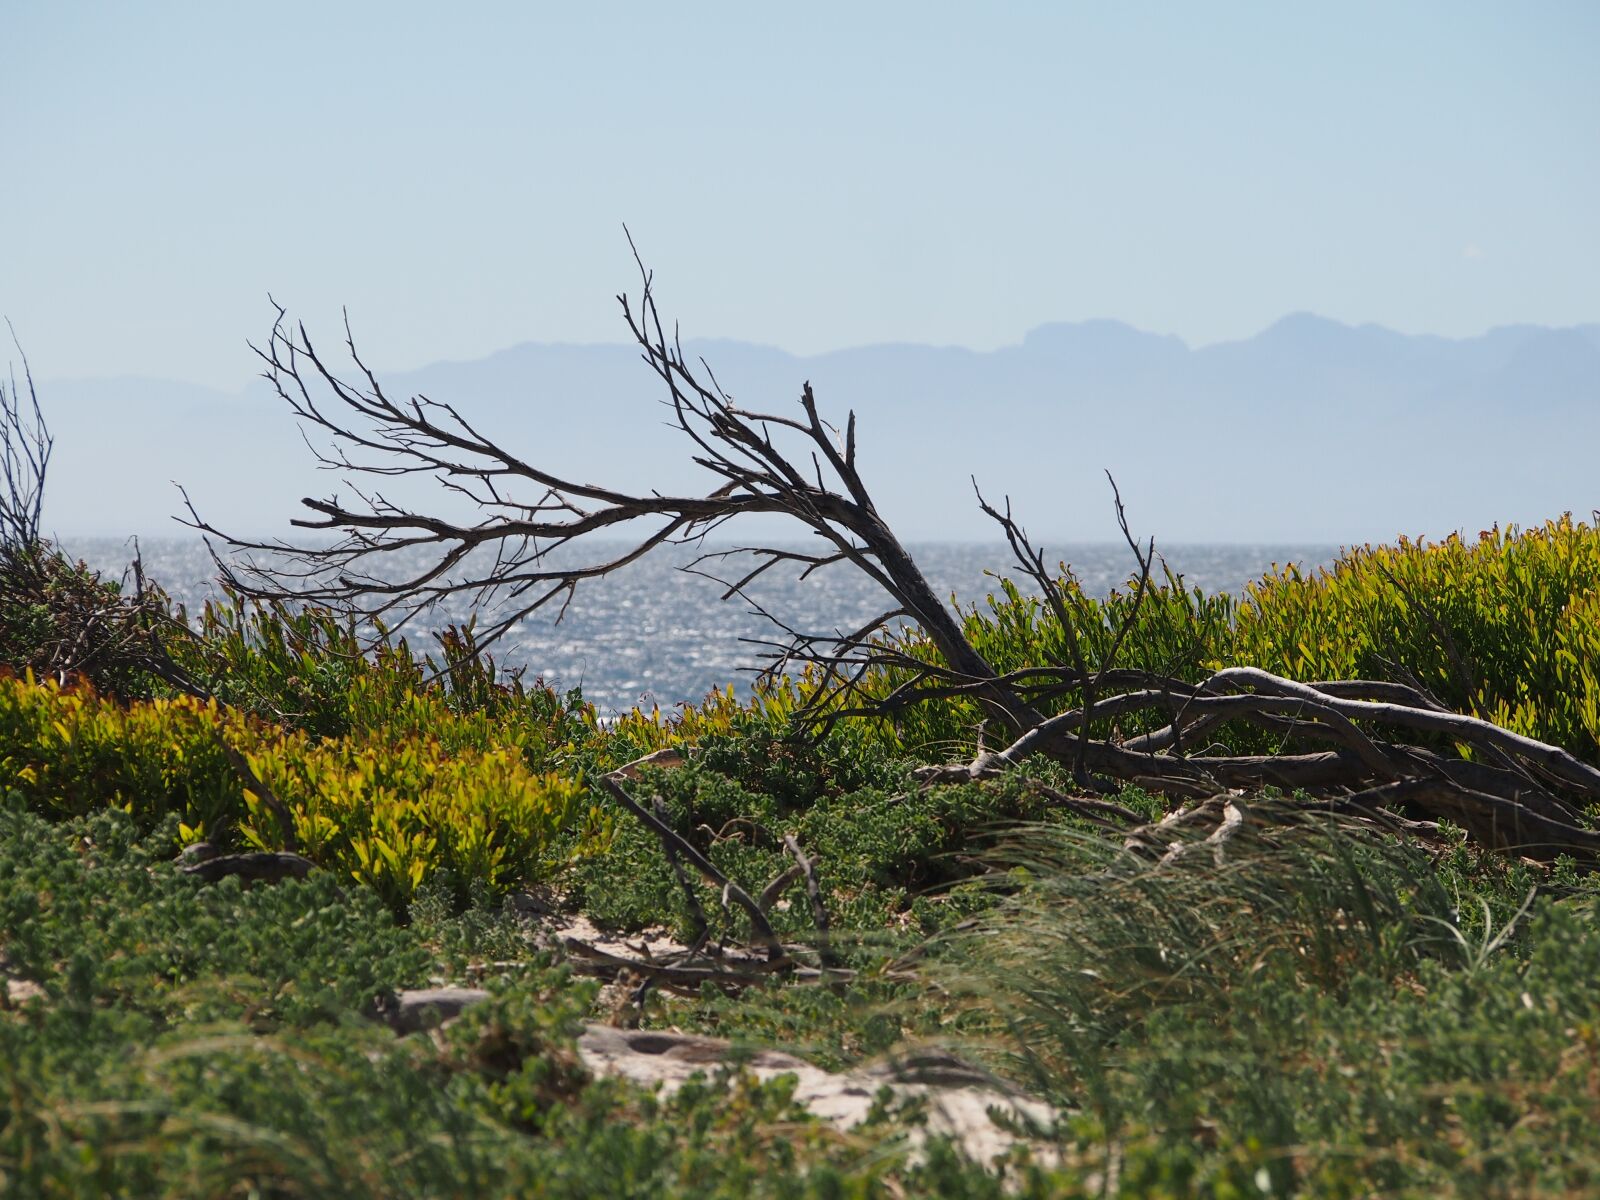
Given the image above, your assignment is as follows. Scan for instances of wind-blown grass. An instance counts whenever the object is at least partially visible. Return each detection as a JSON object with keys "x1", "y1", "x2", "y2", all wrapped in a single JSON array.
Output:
[{"x1": 931, "y1": 811, "x2": 1600, "y2": 1194}]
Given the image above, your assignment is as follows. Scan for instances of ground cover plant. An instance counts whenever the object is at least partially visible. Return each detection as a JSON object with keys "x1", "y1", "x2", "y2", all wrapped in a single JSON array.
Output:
[
  {"x1": 7, "y1": 309, "x2": 1600, "y2": 1195},
  {"x1": 1, "y1": 804, "x2": 1051, "y2": 1198},
  {"x1": 929, "y1": 815, "x2": 1600, "y2": 1195}
]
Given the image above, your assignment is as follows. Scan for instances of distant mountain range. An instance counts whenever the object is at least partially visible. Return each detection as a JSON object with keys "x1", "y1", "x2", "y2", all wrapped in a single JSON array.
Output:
[{"x1": 35, "y1": 315, "x2": 1600, "y2": 547}]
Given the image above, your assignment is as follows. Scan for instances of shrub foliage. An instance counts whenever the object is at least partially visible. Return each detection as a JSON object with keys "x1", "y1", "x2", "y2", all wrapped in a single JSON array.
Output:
[
  {"x1": 878, "y1": 515, "x2": 1600, "y2": 761},
  {"x1": 0, "y1": 672, "x2": 601, "y2": 908}
]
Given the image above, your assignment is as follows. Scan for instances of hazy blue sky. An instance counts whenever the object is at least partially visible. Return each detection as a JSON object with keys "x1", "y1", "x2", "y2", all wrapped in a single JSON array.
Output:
[{"x1": 5, "y1": 1, "x2": 1597, "y2": 389}]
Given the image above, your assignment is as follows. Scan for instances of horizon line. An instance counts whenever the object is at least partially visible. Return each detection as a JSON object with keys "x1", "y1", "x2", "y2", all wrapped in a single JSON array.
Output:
[{"x1": 33, "y1": 312, "x2": 1600, "y2": 393}]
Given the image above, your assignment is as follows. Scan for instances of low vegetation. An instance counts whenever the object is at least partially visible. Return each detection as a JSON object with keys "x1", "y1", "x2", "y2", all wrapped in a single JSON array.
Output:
[
  {"x1": 7, "y1": 516, "x2": 1600, "y2": 1195},
  {"x1": 2, "y1": 804, "x2": 1028, "y2": 1198},
  {"x1": 7, "y1": 325, "x2": 1600, "y2": 1194},
  {"x1": 0, "y1": 669, "x2": 601, "y2": 910}
]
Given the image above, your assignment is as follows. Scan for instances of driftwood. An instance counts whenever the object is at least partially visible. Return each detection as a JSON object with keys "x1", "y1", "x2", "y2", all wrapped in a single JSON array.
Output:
[
  {"x1": 913, "y1": 663, "x2": 1600, "y2": 864},
  {"x1": 783, "y1": 834, "x2": 840, "y2": 970},
  {"x1": 561, "y1": 937, "x2": 853, "y2": 996}
]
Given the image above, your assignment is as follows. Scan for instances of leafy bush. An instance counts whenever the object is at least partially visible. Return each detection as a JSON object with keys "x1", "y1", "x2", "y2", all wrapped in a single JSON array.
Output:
[
  {"x1": 170, "y1": 591, "x2": 374, "y2": 735},
  {"x1": 875, "y1": 515, "x2": 1600, "y2": 762},
  {"x1": 0, "y1": 676, "x2": 241, "y2": 831},
  {"x1": 1232, "y1": 516, "x2": 1600, "y2": 758},
  {"x1": 0, "y1": 800, "x2": 430, "y2": 1026},
  {"x1": 0, "y1": 673, "x2": 603, "y2": 907},
  {"x1": 597, "y1": 680, "x2": 814, "y2": 766},
  {"x1": 259, "y1": 737, "x2": 595, "y2": 909}
]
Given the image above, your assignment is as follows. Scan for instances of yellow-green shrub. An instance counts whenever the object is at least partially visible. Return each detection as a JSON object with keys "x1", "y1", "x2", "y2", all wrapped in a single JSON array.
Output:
[
  {"x1": 868, "y1": 514, "x2": 1600, "y2": 762},
  {"x1": 0, "y1": 673, "x2": 603, "y2": 908},
  {"x1": 247, "y1": 739, "x2": 594, "y2": 909},
  {"x1": 1230, "y1": 517, "x2": 1600, "y2": 758},
  {"x1": 0, "y1": 677, "x2": 243, "y2": 832},
  {"x1": 170, "y1": 592, "x2": 597, "y2": 768},
  {"x1": 599, "y1": 680, "x2": 808, "y2": 765}
]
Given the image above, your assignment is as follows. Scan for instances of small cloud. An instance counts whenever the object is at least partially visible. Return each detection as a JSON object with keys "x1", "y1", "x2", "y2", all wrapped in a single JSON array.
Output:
[{"x1": 1462, "y1": 243, "x2": 1485, "y2": 260}]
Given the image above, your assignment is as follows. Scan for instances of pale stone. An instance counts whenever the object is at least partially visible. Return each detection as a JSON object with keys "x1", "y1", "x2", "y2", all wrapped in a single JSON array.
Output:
[{"x1": 575, "y1": 1023, "x2": 1057, "y2": 1167}]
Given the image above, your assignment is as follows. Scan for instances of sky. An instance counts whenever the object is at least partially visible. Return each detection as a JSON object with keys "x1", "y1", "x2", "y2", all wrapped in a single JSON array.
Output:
[{"x1": 3, "y1": 1, "x2": 1598, "y2": 390}]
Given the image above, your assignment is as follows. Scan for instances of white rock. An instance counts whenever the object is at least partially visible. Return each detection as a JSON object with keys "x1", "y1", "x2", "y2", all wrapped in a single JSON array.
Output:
[{"x1": 576, "y1": 1023, "x2": 1057, "y2": 1167}]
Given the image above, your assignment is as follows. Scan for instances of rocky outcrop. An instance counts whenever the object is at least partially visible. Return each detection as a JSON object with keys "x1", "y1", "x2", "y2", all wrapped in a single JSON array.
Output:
[
  {"x1": 576, "y1": 1023, "x2": 1056, "y2": 1166},
  {"x1": 383, "y1": 986, "x2": 1056, "y2": 1166}
]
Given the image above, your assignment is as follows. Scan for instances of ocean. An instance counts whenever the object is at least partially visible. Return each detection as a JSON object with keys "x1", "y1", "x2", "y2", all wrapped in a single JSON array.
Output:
[{"x1": 62, "y1": 537, "x2": 1338, "y2": 715}]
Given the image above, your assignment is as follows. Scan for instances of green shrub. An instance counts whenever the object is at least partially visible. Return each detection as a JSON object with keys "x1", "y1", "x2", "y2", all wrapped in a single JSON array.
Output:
[
  {"x1": 0, "y1": 675, "x2": 241, "y2": 832},
  {"x1": 171, "y1": 591, "x2": 374, "y2": 736},
  {"x1": 257, "y1": 735, "x2": 596, "y2": 909},
  {"x1": 0, "y1": 801, "x2": 430, "y2": 1025},
  {"x1": 174, "y1": 592, "x2": 596, "y2": 752},
  {"x1": 566, "y1": 755, "x2": 1058, "y2": 944},
  {"x1": 1232, "y1": 516, "x2": 1600, "y2": 758}
]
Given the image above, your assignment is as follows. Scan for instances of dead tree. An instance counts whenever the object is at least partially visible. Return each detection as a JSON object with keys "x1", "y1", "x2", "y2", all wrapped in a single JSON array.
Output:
[
  {"x1": 1, "y1": 329, "x2": 50, "y2": 569},
  {"x1": 182, "y1": 248, "x2": 1600, "y2": 866},
  {"x1": 1, "y1": 333, "x2": 204, "y2": 695}
]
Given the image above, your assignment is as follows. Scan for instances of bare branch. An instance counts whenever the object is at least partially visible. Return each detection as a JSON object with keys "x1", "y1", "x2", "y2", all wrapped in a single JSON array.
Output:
[
  {"x1": 1, "y1": 324, "x2": 49, "y2": 556},
  {"x1": 187, "y1": 253, "x2": 1039, "y2": 735},
  {"x1": 597, "y1": 769, "x2": 786, "y2": 962},
  {"x1": 783, "y1": 834, "x2": 840, "y2": 969}
]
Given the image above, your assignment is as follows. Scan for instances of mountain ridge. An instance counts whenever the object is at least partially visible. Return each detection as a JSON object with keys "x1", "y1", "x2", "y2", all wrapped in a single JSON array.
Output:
[{"x1": 34, "y1": 316, "x2": 1600, "y2": 545}]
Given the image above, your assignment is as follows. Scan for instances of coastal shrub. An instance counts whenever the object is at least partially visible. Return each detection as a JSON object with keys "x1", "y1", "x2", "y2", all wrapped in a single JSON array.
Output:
[
  {"x1": 255, "y1": 739, "x2": 595, "y2": 909},
  {"x1": 174, "y1": 591, "x2": 596, "y2": 753},
  {"x1": 0, "y1": 540, "x2": 180, "y2": 698},
  {"x1": 0, "y1": 673, "x2": 601, "y2": 907},
  {"x1": 1232, "y1": 515, "x2": 1600, "y2": 759},
  {"x1": 0, "y1": 675, "x2": 241, "y2": 832},
  {"x1": 171, "y1": 592, "x2": 372, "y2": 736},
  {"x1": 566, "y1": 758, "x2": 1053, "y2": 941},
  {"x1": 0, "y1": 801, "x2": 430, "y2": 1026},
  {"x1": 597, "y1": 681, "x2": 809, "y2": 765},
  {"x1": 874, "y1": 515, "x2": 1600, "y2": 762},
  {"x1": 879, "y1": 565, "x2": 1234, "y2": 755}
]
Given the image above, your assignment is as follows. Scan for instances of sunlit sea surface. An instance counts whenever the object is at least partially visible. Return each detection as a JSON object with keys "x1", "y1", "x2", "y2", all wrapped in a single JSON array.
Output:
[{"x1": 65, "y1": 538, "x2": 1338, "y2": 715}]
